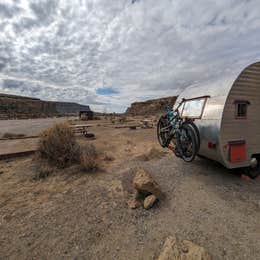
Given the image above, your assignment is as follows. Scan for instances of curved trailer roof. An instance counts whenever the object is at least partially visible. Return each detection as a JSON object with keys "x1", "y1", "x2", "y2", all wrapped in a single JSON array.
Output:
[{"x1": 175, "y1": 59, "x2": 260, "y2": 104}]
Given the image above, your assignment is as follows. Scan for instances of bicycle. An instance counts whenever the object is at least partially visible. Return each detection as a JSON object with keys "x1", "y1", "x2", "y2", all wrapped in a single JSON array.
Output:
[{"x1": 157, "y1": 99, "x2": 200, "y2": 162}]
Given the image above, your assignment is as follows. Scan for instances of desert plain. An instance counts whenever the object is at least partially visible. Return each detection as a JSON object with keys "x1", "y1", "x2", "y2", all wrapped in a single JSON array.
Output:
[{"x1": 0, "y1": 116, "x2": 259, "y2": 260}]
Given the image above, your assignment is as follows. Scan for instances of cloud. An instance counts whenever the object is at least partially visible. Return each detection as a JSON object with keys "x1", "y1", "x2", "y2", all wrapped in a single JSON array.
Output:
[{"x1": 0, "y1": 0, "x2": 259, "y2": 112}]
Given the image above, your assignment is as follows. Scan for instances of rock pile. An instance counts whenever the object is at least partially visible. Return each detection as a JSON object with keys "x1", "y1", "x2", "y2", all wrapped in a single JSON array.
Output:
[
  {"x1": 128, "y1": 168, "x2": 162, "y2": 210},
  {"x1": 158, "y1": 236, "x2": 211, "y2": 260}
]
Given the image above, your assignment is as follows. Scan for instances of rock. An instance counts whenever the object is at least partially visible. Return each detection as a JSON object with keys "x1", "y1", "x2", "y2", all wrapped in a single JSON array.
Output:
[
  {"x1": 134, "y1": 190, "x2": 146, "y2": 200},
  {"x1": 158, "y1": 236, "x2": 179, "y2": 260},
  {"x1": 179, "y1": 240, "x2": 211, "y2": 260},
  {"x1": 158, "y1": 236, "x2": 211, "y2": 260},
  {"x1": 127, "y1": 198, "x2": 140, "y2": 209},
  {"x1": 133, "y1": 168, "x2": 162, "y2": 197},
  {"x1": 84, "y1": 133, "x2": 95, "y2": 139},
  {"x1": 143, "y1": 195, "x2": 157, "y2": 209}
]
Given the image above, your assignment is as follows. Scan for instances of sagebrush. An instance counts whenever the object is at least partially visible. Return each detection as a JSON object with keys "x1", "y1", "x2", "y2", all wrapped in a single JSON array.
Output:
[
  {"x1": 80, "y1": 144, "x2": 99, "y2": 172},
  {"x1": 38, "y1": 122, "x2": 80, "y2": 168}
]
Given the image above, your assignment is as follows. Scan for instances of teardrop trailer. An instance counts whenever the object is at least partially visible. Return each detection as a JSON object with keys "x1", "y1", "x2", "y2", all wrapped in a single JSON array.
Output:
[{"x1": 158, "y1": 61, "x2": 260, "y2": 178}]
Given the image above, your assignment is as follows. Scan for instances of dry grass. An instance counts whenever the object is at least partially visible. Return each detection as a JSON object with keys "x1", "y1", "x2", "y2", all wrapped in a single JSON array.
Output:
[
  {"x1": 80, "y1": 144, "x2": 99, "y2": 172},
  {"x1": 103, "y1": 154, "x2": 115, "y2": 161},
  {"x1": 38, "y1": 122, "x2": 80, "y2": 168},
  {"x1": 137, "y1": 147, "x2": 167, "y2": 161},
  {"x1": 34, "y1": 163, "x2": 53, "y2": 180}
]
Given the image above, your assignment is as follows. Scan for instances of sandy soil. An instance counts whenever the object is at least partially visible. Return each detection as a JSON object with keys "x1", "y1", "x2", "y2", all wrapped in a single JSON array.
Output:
[
  {"x1": 0, "y1": 117, "x2": 77, "y2": 137},
  {"x1": 0, "y1": 120, "x2": 259, "y2": 260}
]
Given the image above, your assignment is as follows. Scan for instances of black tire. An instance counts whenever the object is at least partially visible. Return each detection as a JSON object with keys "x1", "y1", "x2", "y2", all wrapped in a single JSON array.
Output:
[
  {"x1": 157, "y1": 115, "x2": 169, "y2": 148},
  {"x1": 184, "y1": 121, "x2": 200, "y2": 153},
  {"x1": 246, "y1": 165, "x2": 260, "y2": 179},
  {"x1": 179, "y1": 123, "x2": 198, "y2": 162}
]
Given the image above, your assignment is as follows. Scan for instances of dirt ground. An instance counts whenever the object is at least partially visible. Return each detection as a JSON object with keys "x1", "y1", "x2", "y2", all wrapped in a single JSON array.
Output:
[
  {"x1": 0, "y1": 117, "x2": 77, "y2": 137},
  {"x1": 0, "y1": 119, "x2": 259, "y2": 260}
]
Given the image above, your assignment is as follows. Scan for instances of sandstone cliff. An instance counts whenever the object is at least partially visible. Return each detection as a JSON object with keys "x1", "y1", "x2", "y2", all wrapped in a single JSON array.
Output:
[
  {"x1": 126, "y1": 96, "x2": 177, "y2": 116},
  {"x1": 0, "y1": 93, "x2": 91, "y2": 119}
]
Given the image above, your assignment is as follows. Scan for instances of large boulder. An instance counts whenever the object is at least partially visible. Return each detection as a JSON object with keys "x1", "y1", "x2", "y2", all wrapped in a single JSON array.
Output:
[
  {"x1": 133, "y1": 168, "x2": 162, "y2": 197},
  {"x1": 143, "y1": 194, "x2": 157, "y2": 209},
  {"x1": 158, "y1": 236, "x2": 211, "y2": 260}
]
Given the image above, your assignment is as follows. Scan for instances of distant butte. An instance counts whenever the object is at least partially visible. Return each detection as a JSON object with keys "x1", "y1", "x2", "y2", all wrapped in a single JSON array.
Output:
[
  {"x1": 0, "y1": 93, "x2": 92, "y2": 119},
  {"x1": 126, "y1": 96, "x2": 177, "y2": 116}
]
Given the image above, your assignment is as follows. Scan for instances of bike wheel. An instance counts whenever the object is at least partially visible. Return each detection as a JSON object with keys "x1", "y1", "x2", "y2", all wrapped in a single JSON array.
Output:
[
  {"x1": 179, "y1": 123, "x2": 198, "y2": 162},
  {"x1": 157, "y1": 115, "x2": 169, "y2": 148},
  {"x1": 183, "y1": 121, "x2": 200, "y2": 153}
]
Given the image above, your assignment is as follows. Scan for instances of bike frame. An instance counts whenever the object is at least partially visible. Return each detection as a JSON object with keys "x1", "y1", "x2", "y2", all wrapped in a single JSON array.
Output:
[{"x1": 163, "y1": 98, "x2": 185, "y2": 132}]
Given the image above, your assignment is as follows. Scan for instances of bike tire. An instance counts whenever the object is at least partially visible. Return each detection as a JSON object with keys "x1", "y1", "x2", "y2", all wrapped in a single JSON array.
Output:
[
  {"x1": 157, "y1": 115, "x2": 169, "y2": 148},
  {"x1": 183, "y1": 121, "x2": 200, "y2": 153},
  {"x1": 180, "y1": 123, "x2": 198, "y2": 162}
]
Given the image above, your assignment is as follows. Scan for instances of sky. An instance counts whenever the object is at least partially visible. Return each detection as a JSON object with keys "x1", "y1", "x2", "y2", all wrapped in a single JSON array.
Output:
[{"x1": 0, "y1": 0, "x2": 260, "y2": 112}]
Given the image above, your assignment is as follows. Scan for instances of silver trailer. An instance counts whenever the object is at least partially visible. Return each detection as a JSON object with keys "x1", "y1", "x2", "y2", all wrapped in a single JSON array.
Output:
[{"x1": 174, "y1": 61, "x2": 260, "y2": 173}]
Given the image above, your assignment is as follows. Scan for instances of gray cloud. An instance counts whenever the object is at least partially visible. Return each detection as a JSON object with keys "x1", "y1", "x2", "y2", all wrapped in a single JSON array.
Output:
[
  {"x1": 0, "y1": 3, "x2": 21, "y2": 18},
  {"x1": 0, "y1": 0, "x2": 260, "y2": 112}
]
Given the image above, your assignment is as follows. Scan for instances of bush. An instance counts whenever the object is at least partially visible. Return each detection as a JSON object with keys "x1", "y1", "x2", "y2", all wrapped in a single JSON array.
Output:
[
  {"x1": 38, "y1": 122, "x2": 80, "y2": 168},
  {"x1": 80, "y1": 144, "x2": 99, "y2": 172},
  {"x1": 34, "y1": 163, "x2": 53, "y2": 180},
  {"x1": 103, "y1": 154, "x2": 115, "y2": 161}
]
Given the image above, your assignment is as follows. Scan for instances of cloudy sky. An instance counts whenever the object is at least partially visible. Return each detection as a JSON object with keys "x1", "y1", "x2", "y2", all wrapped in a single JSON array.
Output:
[{"x1": 0, "y1": 0, "x2": 260, "y2": 112}]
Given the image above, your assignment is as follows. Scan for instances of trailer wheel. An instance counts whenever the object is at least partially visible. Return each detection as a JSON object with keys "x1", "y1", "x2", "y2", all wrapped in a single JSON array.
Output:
[
  {"x1": 248, "y1": 166, "x2": 260, "y2": 179},
  {"x1": 244, "y1": 157, "x2": 260, "y2": 179}
]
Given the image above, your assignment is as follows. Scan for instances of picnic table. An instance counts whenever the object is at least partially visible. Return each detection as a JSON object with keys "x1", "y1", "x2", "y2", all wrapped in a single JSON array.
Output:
[{"x1": 70, "y1": 124, "x2": 92, "y2": 137}]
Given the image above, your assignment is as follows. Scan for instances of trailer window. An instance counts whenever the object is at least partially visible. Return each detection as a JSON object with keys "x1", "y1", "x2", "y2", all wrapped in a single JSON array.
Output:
[
  {"x1": 235, "y1": 101, "x2": 249, "y2": 119},
  {"x1": 181, "y1": 97, "x2": 207, "y2": 119}
]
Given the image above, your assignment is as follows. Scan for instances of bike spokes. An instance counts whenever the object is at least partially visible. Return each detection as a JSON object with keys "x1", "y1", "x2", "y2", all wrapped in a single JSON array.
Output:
[{"x1": 157, "y1": 105, "x2": 200, "y2": 162}]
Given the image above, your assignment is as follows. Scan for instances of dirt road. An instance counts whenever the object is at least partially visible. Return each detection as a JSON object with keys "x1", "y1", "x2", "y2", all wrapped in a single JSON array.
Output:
[{"x1": 0, "y1": 124, "x2": 259, "y2": 260}]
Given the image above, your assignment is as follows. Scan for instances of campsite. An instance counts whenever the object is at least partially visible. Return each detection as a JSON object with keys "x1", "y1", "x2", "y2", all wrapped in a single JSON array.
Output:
[
  {"x1": 0, "y1": 111, "x2": 260, "y2": 259},
  {"x1": 1, "y1": 1, "x2": 260, "y2": 259}
]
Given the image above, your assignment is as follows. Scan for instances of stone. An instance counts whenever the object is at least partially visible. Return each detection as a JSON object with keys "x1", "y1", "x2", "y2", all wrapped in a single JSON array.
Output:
[
  {"x1": 133, "y1": 168, "x2": 162, "y2": 197},
  {"x1": 143, "y1": 195, "x2": 157, "y2": 209},
  {"x1": 179, "y1": 240, "x2": 211, "y2": 260},
  {"x1": 127, "y1": 198, "x2": 140, "y2": 209},
  {"x1": 158, "y1": 236, "x2": 179, "y2": 260},
  {"x1": 158, "y1": 236, "x2": 211, "y2": 260}
]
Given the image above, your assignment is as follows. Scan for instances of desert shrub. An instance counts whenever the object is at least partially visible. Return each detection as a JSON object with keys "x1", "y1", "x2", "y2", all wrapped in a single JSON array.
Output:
[
  {"x1": 103, "y1": 154, "x2": 115, "y2": 161},
  {"x1": 34, "y1": 163, "x2": 53, "y2": 180},
  {"x1": 38, "y1": 122, "x2": 80, "y2": 168},
  {"x1": 80, "y1": 144, "x2": 99, "y2": 172}
]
